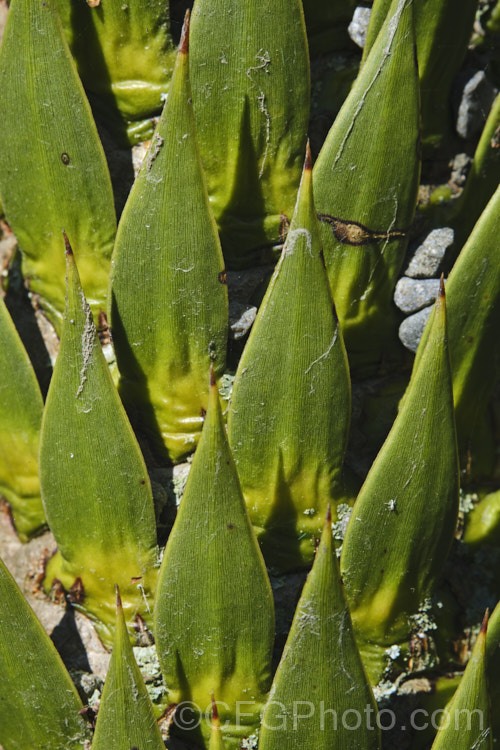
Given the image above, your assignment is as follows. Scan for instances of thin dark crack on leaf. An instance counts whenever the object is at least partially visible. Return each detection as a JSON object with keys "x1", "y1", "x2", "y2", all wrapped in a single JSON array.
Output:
[{"x1": 317, "y1": 213, "x2": 408, "y2": 247}]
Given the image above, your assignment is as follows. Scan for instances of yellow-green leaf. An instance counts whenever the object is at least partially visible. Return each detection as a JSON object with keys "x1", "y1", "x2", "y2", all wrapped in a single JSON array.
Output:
[
  {"x1": 431, "y1": 613, "x2": 492, "y2": 750},
  {"x1": 91, "y1": 587, "x2": 164, "y2": 750},
  {"x1": 363, "y1": 0, "x2": 478, "y2": 151},
  {"x1": 0, "y1": 554, "x2": 90, "y2": 749},
  {"x1": 189, "y1": 0, "x2": 310, "y2": 267},
  {"x1": 154, "y1": 371, "x2": 274, "y2": 749},
  {"x1": 40, "y1": 238, "x2": 159, "y2": 647},
  {"x1": 56, "y1": 0, "x2": 177, "y2": 145},
  {"x1": 340, "y1": 283, "x2": 459, "y2": 682},
  {"x1": 259, "y1": 509, "x2": 381, "y2": 750},
  {"x1": 313, "y1": 0, "x2": 420, "y2": 374},
  {"x1": 417, "y1": 185, "x2": 500, "y2": 476},
  {"x1": 110, "y1": 14, "x2": 228, "y2": 465},
  {"x1": 0, "y1": 293, "x2": 45, "y2": 541},
  {"x1": 228, "y1": 148, "x2": 350, "y2": 572},
  {"x1": 0, "y1": 0, "x2": 116, "y2": 332}
]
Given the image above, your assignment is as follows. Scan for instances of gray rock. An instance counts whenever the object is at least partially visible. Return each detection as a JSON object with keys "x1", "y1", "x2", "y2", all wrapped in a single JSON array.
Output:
[
  {"x1": 348, "y1": 7, "x2": 372, "y2": 49},
  {"x1": 398, "y1": 307, "x2": 432, "y2": 353},
  {"x1": 456, "y1": 70, "x2": 498, "y2": 140},
  {"x1": 405, "y1": 227, "x2": 454, "y2": 278},
  {"x1": 394, "y1": 277, "x2": 442, "y2": 314},
  {"x1": 450, "y1": 152, "x2": 473, "y2": 187}
]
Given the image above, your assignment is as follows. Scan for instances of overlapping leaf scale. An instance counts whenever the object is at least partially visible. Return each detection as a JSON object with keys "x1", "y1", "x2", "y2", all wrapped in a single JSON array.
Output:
[
  {"x1": 110, "y1": 14, "x2": 228, "y2": 465},
  {"x1": 0, "y1": 0, "x2": 116, "y2": 331},
  {"x1": 313, "y1": 0, "x2": 420, "y2": 374},
  {"x1": 189, "y1": 0, "x2": 310, "y2": 267},
  {"x1": 154, "y1": 373, "x2": 274, "y2": 749},
  {"x1": 40, "y1": 242, "x2": 159, "y2": 647},
  {"x1": 259, "y1": 511, "x2": 381, "y2": 750},
  {"x1": 228, "y1": 149, "x2": 350, "y2": 572},
  {"x1": 340, "y1": 284, "x2": 459, "y2": 682}
]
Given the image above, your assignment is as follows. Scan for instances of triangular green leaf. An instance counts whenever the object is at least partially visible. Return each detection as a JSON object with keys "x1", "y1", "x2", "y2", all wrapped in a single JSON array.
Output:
[
  {"x1": 0, "y1": 0, "x2": 116, "y2": 331},
  {"x1": 110, "y1": 14, "x2": 228, "y2": 465},
  {"x1": 340, "y1": 283, "x2": 459, "y2": 681},
  {"x1": 91, "y1": 587, "x2": 164, "y2": 750},
  {"x1": 40, "y1": 238, "x2": 159, "y2": 647},
  {"x1": 154, "y1": 371, "x2": 275, "y2": 749},
  {"x1": 0, "y1": 293, "x2": 45, "y2": 541},
  {"x1": 416, "y1": 185, "x2": 500, "y2": 476},
  {"x1": 0, "y1": 554, "x2": 90, "y2": 749},
  {"x1": 431, "y1": 613, "x2": 492, "y2": 750},
  {"x1": 363, "y1": 0, "x2": 478, "y2": 151},
  {"x1": 228, "y1": 147, "x2": 350, "y2": 572},
  {"x1": 189, "y1": 0, "x2": 310, "y2": 267},
  {"x1": 259, "y1": 509, "x2": 381, "y2": 750},
  {"x1": 55, "y1": 0, "x2": 177, "y2": 145},
  {"x1": 313, "y1": 0, "x2": 420, "y2": 374}
]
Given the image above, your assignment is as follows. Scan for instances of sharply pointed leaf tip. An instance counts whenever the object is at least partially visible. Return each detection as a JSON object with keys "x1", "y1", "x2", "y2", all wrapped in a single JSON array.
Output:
[
  {"x1": 481, "y1": 608, "x2": 490, "y2": 636},
  {"x1": 439, "y1": 273, "x2": 445, "y2": 298},
  {"x1": 304, "y1": 140, "x2": 312, "y2": 171},
  {"x1": 180, "y1": 10, "x2": 190, "y2": 54},
  {"x1": 211, "y1": 693, "x2": 220, "y2": 726},
  {"x1": 210, "y1": 363, "x2": 216, "y2": 388},
  {"x1": 115, "y1": 584, "x2": 122, "y2": 611},
  {"x1": 63, "y1": 231, "x2": 73, "y2": 257}
]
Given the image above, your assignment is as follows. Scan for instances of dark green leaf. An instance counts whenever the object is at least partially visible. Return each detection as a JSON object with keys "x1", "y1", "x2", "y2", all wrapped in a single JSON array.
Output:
[
  {"x1": 228, "y1": 148, "x2": 350, "y2": 572},
  {"x1": 313, "y1": 0, "x2": 420, "y2": 374},
  {"x1": 340, "y1": 283, "x2": 459, "y2": 682}
]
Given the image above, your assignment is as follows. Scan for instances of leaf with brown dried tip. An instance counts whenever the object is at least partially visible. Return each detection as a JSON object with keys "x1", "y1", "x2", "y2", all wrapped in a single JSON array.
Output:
[
  {"x1": 0, "y1": 554, "x2": 90, "y2": 749},
  {"x1": 259, "y1": 507, "x2": 381, "y2": 750},
  {"x1": 228, "y1": 145, "x2": 350, "y2": 572},
  {"x1": 155, "y1": 371, "x2": 274, "y2": 749},
  {"x1": 189, "y1": 0, "x2": 310, "y2": 267},
  {"x1": 0, "y1": 0, "x2": 116, "y2": 331},
  {"x1": 0, "y1": 292, "x2": 45, "y2": 541},
  {"x1": 110, "y1": 11, "x2": 228, "y2": 465},
  {"x1": 431, "y1": 611, "x2": 492, "y2": 750},
  {"x1": 209, "y1": 693, "x2": 226, "y2": 750},
  {"x1": 313, "y1": 0, "x2": 420, "y2": 375},
  {"x1": 91, "y1": 586, "x2": 164, "y2": 750},
  {"x1": 56, "y1": 0, "x2": 177, "y2": 144},
  {"x1": 340, "y1": 284, "x2": 459, "y2": 682},
  {"x1": 40, "y1": 237, "x2": 159, "y2": 647}
]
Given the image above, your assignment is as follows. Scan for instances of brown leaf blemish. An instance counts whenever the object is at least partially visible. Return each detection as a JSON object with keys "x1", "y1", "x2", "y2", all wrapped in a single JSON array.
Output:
[
  {"x1": 318, "y1": 213, "x2": 408, "y2": 247},
  {"x1": 68, "y1": 577, "x2": 85, "y2": 604}
]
